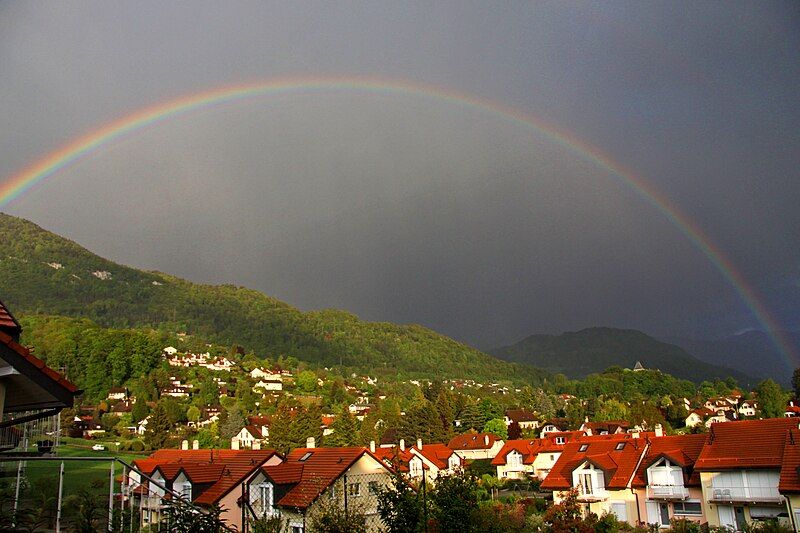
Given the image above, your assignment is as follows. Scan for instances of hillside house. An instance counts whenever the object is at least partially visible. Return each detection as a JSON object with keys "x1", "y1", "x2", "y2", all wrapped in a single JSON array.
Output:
[
  {"x1": 492, "y1": 431, "x2": 584, "y2": 480},
  {"x1": 540, "y1": 419, "x2": 570, "y2": 437},
  {"x1": 232, "y1": 416, "x2": 272, "y2": 450},
  {"x1": 504, "y1": 409, "x2": 540, "y2": 431},
  {"x1": 447, "y1": 432, "x2": 504, "y2": 460}
]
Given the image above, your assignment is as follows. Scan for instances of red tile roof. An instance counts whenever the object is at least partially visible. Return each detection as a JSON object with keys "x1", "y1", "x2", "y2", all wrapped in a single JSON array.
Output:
[
  {"x1": 447, "y1": 432, "x2": 502, "y2": 451},
  {"x1": 631, "y1": 434, "x2": 707, "y2": 488},
  {"x1": 492, "y1": 439, "x2": 545, "y2": 466},
  {"x1": 540, "y1": 437, "x2": 648, "y2": 491},
  {"x1": 779, "y1": 429, "x2": 800, "y2": 493},
  {"x1": 135, "y1": 449, "x2": 277, "y2": 506},
  {"x1": 372, "y1": 446, "x2": 414, "y2": 472},
  {"x1": 0, "y1": 299, "x2": 21, "y2": 337},
  {"x1": 244, "y1": 425, "x2": 263, "y2": 439},
  {"x1": 695, "y1": 418, "x2": 799, "y2": 471},
  {"x1": 505, "y1": 409, "x2": 539, "y2": 423},
  {"x1": 266, "y1": 446, "x2": 388, "y2": 509},
  {"x1": 412, "y1": 444, "x2": 458, "y2": 470}
]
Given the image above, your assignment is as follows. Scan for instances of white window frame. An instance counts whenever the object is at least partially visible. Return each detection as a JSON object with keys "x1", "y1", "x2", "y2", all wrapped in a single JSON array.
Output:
[
  {"x1": 348, "y1": 482, "x2": 361, "y2": 498},
  {"x1": 257, "y1": 481, "x2": 274, "y2": 516},
  {"x1": 409, "y1": 458, "x2": 423, "y2": 477},
  {"x1": 673, "y1": 500, "x2": 702, "y2": 517}
]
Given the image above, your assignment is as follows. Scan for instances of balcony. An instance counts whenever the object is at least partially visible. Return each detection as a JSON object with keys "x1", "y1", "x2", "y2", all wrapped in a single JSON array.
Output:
[
  {"x1": 576, "y1": 485, "x2": 608, "y2": 502},
  {"x1": 648, "y1": 485, "x2": 690, "y2": 500},
  {"x1": 708, "y1": 486, "x2": 784, "y2": 504}
]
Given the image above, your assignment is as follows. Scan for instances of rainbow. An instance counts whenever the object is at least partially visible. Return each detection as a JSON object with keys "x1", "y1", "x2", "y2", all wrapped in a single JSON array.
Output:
[{"x1": 1, "y1": 75, "x2": 795, "y2": 366}]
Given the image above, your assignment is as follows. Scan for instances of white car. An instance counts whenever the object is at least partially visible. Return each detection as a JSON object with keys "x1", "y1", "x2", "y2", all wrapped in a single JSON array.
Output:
[{"x1": 92, "y1": 444, "x2": 106, "y2": 451}]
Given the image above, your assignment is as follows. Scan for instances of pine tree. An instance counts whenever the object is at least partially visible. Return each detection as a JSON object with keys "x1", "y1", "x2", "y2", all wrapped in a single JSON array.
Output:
[
  {"x1": 219, "y1": 405, "x2": 245, "y2": 439},
  {"x1": 435, "y1": 391, "x2": 455, "y2": 441},
  {"x1": 326, "y1": 406, "x2": 361, "y2": 447},
  {"x1": 267, "y1": 403, "x2": 296, "y2": 455},
  {"x1": 144, "y1": 404, "x2": 171, "y2": 450}
]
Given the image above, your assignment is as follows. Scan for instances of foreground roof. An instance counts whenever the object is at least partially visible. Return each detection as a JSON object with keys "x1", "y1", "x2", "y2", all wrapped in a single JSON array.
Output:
[
  {"x1": 695, "y1": 418, "x2": 799, "y2": 471},
  {"x1": 631, "y1": 433, "x2": 707, "y2": 488},
  {"x1": 135, "y1": 449, "x2": 278, "y2": 505},
  {"x1": 541, "y1": 436, "x2": 648, "y2": 491}
]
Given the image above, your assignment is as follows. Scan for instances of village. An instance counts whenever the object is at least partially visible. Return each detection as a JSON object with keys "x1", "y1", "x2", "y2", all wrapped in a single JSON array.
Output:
[{"x1": 1, "y1": 291, "x2": 798, "y2": 532}]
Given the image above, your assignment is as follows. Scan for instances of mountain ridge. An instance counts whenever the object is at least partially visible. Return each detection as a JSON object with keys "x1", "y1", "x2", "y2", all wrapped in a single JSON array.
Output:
[{"x1": 490, "y1": 326, "x2": 752, "y2": 385}]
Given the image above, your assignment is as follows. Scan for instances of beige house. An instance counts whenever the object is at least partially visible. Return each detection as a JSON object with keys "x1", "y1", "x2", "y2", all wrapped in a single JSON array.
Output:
[
  {"x1": 245, "y1": 444, "x2": 393, "y2": 532},
  {"x1": 447, "y1": 432, "x2": 504, "y2": 460}
]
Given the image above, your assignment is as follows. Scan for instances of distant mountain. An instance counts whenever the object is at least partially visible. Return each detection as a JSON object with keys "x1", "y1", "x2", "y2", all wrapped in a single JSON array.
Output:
[
  {"x1": 667, "y1": 331, "x2": 799, "y2": 386},
  {"x1": 490, "y1": 327, "x2": 750, "y2": 385},
  {"x1": 0, "y1": 213, "x2": 547, "y2": 384}
]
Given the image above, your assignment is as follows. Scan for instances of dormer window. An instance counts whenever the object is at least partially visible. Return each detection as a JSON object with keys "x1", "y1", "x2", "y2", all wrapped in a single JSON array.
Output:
[
  {"x1": 555, "y1": 436, "x2": 566, "y2": 445},
  {"x1": 579, "y1": 444, "x2": 589, "y2": 452}
]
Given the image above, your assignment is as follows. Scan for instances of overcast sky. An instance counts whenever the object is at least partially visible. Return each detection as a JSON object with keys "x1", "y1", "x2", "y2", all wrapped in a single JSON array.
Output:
[{"x1": 1, "y1": 2, "x2": 798, "y2": 352}]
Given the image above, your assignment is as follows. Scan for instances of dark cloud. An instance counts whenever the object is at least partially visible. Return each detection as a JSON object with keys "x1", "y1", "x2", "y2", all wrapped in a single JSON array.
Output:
[{"x1": 1, "y1": 1, "x2": 798, "y2": 349}]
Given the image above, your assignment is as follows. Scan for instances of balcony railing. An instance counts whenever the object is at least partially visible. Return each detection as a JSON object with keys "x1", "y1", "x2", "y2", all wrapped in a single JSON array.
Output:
[
  {"x1": 576, "y1": 485, "x2": 608, "y2": 502},
  {"x1": 648, "y1": 485, "x2": 689, "y2": 500},
  {"x1": 708, "y1": 485, "x2": 784, "y2": 504}
]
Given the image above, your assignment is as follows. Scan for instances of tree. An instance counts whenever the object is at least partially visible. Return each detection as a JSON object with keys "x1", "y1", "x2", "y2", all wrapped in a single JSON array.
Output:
[
  {"x1": 483, "y1": 418, "x2": 508, "y2": 440},
  {"x1": 326, "y1": 406, "x2": 361, "y2": 447},
  {"x1": 757, "y1": 379, "x2": 788, "y2": 419},
  {"x1": 459, "y1": 404, "x2": 485, "y2": 432},
  {"x1": 296, "y1": 370, "x2": 317, "y2": 393},
  {"x1": 187, "y1": 405, "x2": 201, "y2": 424},
  {"x1": 430, "y1": 471, "x2": 480, "y2": 533},
  {"x1": 399, "y1": 401, "x2": 443, "y2": 443},
  {"x1": 793, "y1": 368, "x2": 800, "y2": 400},
  {"x1": 219, "y1": 405, "x2": 245, "y2": 440},
  {"x1": 596, "y1": 399, "x2": 629, "y2": 422},
  {"x1": 144, "y1": 403, "x2": 171, "y2": 449},
  {"x1": 542, "y1": 488, "x2": 594, "y2": 533},
  {"x1": 507, "y1": 421, "x2": 522, "y2": 440},
  {"x1": 377, "y1": 472, "x2": 425, "y2": 533}
]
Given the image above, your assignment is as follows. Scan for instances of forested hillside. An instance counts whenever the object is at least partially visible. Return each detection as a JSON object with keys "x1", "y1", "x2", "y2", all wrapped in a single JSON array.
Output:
[{"x1": 0, "y1": 213, "x2": 547, "y2": 384}]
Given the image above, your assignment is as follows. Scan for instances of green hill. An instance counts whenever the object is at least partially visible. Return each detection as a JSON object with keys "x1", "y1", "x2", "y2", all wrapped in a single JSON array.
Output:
[
  {"x1": 490, "y1": 327, "x2": 751, "y2": 385},
  {"x1": 0, "y1": 213, "x2": 547, "y2": 384}
]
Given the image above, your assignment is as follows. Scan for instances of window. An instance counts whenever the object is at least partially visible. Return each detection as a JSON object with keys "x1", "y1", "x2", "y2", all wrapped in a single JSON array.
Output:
[
  {"x1": 555, "y1": 437, "x2": 566, "y2": 445},
  {"x1": 348, "y1": 482, "x2": 361, "y2": 497},
  {"x1": 409, "y1": 459, "x2": 423, "y2": 477},
  {"x1": 615, "y1": 442, "x2": 625, "y2": 450},
  {"x1": 508, "y1": 451, "x2": 522, "y2": 467},
  {"x1": 368, "y1": 481, "x2": 380, "y2": 495},
  {"x1": 611, "y1": 501, "x2": 627, "y2": 521},
  {"x1": 582, "y1": 473, "x2": 594, "y2": 494},
  {"x1": 181, "y1": 481, "x2": 192, "y2": 500},
  {"x1": 299, "y1": 452, "x2": 313, "y2": 461},
  {"x1": 257, "y1": 482, "x2": 273, "y2": 516},
  {"x1": 579, "y1": 444, "x2": 589, "y2": 452},
  {"x1": 290, "y1": 523, "x2": 304, "y2": 533},
  {"x1": 673, "y1": 501, "x2": 702, "y2": 516}
]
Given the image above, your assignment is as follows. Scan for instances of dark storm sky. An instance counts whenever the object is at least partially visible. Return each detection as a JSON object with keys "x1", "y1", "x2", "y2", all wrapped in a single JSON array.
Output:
[{"x1": 1, "y1": 2, "x2": 798, "y2": 351}]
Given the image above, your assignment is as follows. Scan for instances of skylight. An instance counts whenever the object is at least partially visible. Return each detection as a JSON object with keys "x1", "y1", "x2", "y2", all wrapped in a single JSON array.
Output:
[
  {"x1": 299, "y1": 452, "x2": 313, "y2": 461},
  {"x1": 615, "y1": 442, "x2": 625, "y2": 450},
  {"x1": 579, "y1": 444, "x2": 589, "y2": 452}
]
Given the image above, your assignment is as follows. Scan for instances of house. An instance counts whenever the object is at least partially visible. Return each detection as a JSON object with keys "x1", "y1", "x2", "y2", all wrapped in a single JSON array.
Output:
[
  {"x1": 0, "y1": 299, "x2": 81, "y2": 446},
  {"x1": 785, "y1": 402, "x2": 800, "y2": 418},
  {"x1": 129, "y1": 448, "x2": 281, "y2": 531},
  {"x1": 685, "y1": 408, "x2": 735, "y2": 428},
  {"x1": 254, "y1": 379, "x2": 283, "y2": 392},
  {"x1": 694, "y1": 418, "x2": 798, "y2": 531},
  {"x1": 244, "y1": 443, "x2": 394, "y2": 532},
  {"x1": 580, "y1": 419, "x2": 630, "y2": 436},
  {"x1": 375, "y1": 439, "x2": 462, "y2": 482},
  {"x1": 447, "y1": 432, "x2": 504, "y2": 460},
  {"x1": 540, "y1": 434, "x2": 650, "y2": 525},
  {"x1": 231, "y1": 416, "x2": 271, "y2": 450},
  {"x1": 540, "y1": 419, "x2": 570, "y2": 436},
  {"x1": 738, "y1": 400, "x2": 758, "y2": 418},
  {"x1": 631, "y1": 432, "x2": 708, "y2": 528},
  {"x1": 107, "y1": 387, "x2": 128, "y2": 401},
  {"x1": 504, "y1": 409, "x2": 540, "y2": 431},
  {"x1": 492, "y1": 431, "x2": 583, "y2": 480}
]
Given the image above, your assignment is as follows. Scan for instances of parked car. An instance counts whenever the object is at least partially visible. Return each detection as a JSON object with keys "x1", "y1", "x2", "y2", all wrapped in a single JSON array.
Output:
[{"x1": 92, "y1": 444, "x2": 106, "y2": 451}]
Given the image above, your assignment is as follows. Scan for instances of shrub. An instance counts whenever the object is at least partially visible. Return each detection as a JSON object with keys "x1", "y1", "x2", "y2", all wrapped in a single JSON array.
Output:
[{"x1": 130, "y1": 440, "x2": 145, "y2": 452}]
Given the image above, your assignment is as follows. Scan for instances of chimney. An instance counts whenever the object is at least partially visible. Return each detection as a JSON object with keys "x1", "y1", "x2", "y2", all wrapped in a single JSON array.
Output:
[
  {"x1": 484, "y1": 434, "x2": 490, "y2": 446},
  {"x1": 181, "y1": 439, "x2": 189, "y2": 450},
  {"x1": 253, "y1": 440, "x2": 261, "y2": 450},
  {"x1": 306, "y1": 437, "x2": 316, "y2": 449},
  {"x1": 654, "y1": 424, "x2": 663, "y2": 438},
  {"x1": 632, "y1": 431, "x2": 640, "y2": 439},
  {"x1": 399, "y1": 439, "x2": 405, "y2": 451},
  {"x1": 231, "y1": 439, "x2": 240, "y2": 450},
  {"x1": 192, "y1": 440, "x2": 199, "y2": 450},
  {"x1": 369, "y1": 440, "x2": 376, "y2": 453},
  {"x1": 417, "y1": 438, "x2": 423, "y2": 450}
]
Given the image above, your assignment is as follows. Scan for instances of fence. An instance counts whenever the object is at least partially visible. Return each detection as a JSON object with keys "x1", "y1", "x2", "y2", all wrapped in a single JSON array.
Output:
[{"x1": 0, "y1": 454, "x2": 227, "y2": 532}]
